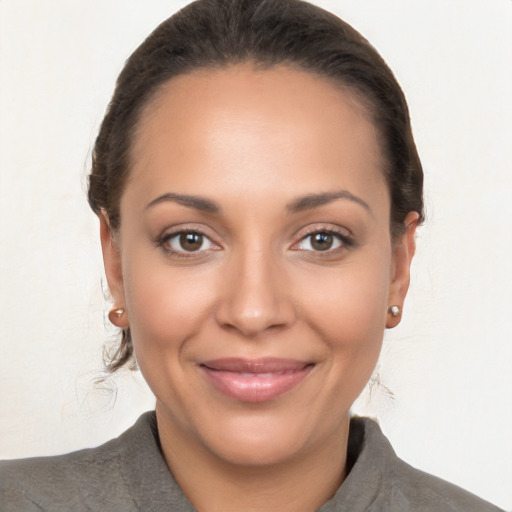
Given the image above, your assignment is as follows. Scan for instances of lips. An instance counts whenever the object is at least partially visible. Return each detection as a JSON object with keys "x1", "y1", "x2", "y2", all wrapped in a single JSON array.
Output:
[{"x1": 200, "y1": 358, "x2": 314, "y2": 403}]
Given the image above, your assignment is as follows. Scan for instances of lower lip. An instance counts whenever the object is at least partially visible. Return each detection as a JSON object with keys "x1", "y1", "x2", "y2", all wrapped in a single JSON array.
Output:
[{"x1": 200, "y1": 365, "x2": 313, "y2": 403}]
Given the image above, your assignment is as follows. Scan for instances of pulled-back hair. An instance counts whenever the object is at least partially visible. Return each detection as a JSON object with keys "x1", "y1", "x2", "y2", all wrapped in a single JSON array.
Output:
[{"x1": 88, "y1": 0, "x2": 424, "y2": 372}]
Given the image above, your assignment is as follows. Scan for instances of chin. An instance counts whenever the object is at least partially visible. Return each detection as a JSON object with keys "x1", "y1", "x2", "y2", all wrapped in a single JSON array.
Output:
[
  {"x1": 208, "y1": 428, "x2": 307, "y2": 467},
  {"x1": 192, "y1": 410, "x2": 323, "y2": 468}
]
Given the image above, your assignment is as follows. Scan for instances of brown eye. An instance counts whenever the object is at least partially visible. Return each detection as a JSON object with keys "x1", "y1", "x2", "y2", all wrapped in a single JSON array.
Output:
[
  {"x1": 179, "y1": 232, "x2": 203, "y2": 251},
  {"x1": 165, "y1": 231, "x2": 215, "y2": 254},
  {"x1": 295, "y1": 230, "x2": 345, "y2": 252},
  {"x1": 310, "y1": 233, "x2": 334, "y2": 251}
]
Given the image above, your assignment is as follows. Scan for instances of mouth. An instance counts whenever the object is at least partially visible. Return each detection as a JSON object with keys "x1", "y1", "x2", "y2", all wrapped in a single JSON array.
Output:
[{"x1": 199, "y1": 358, "x2": 315, "y2": 403}]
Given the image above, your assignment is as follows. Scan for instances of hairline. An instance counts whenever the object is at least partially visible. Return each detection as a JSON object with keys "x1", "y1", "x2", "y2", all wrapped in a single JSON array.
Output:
[{"x1": 123, "y1": 60, "x2": 388, "y2": 204}]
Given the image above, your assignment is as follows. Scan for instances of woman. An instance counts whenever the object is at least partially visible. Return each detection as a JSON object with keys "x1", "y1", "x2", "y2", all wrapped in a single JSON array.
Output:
[{"x1": 0, "y1": 0, "x2": 508, "y2": 510}]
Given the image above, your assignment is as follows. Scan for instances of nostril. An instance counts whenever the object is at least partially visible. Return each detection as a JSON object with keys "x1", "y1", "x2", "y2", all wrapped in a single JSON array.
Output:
[
  {"x1": 213, "y1": 261, "x2": 297, "y2": 336},
  {"x1": 215, "y1": 301, "x2": 296, "y2": 338}
]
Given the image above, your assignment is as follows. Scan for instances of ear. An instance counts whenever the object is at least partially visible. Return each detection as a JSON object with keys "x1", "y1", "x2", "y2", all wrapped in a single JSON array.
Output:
[
  {"x1": 386, "y1": 211, "x2": 419, "y2": 328},
  {"x1": 100, "y1": 214, "x2": 129, "y2": 328}
]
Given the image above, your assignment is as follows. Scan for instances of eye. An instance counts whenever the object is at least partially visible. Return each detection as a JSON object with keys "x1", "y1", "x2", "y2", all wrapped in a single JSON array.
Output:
[
  {"x1": 163, "y1": 231, "x2": 216, "y2": 254},
  {"x1": 295, "y1": 230, "x2": 347, "y2": 252}
]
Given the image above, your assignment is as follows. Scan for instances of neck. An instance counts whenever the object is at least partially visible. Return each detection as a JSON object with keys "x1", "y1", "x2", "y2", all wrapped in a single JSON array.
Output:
[{"x1": 156, "y1": 404, "x2": 350, "y2": 512}]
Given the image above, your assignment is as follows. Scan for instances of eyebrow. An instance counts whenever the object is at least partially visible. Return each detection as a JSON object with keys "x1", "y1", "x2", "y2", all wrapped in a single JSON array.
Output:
[
  {"x1": 145, "y1": 193, "x2": 220, "y2": 213},
  {"x1": 286, "y1": 190, "x2": 372, "y2": 215},
  {"x1": 145, "y1": 189, "x2": 371, "y2": 215}
]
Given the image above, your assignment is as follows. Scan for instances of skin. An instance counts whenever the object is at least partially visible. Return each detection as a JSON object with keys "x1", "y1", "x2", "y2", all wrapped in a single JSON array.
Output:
[{"x1": 101, "y1": 65, "x2": 418, "y2": 512}]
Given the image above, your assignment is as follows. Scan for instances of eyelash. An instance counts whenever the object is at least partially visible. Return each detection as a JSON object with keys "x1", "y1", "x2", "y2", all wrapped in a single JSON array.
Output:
[
  {"x1": 158, "y1": 229, "x2": 220, "y2": 258},
  {"x1": 292, "y1": 227, "x2": 354, "y2": 254},
  {"x1": 157, "y1": 226, "x2": 354, "y2": 258}
]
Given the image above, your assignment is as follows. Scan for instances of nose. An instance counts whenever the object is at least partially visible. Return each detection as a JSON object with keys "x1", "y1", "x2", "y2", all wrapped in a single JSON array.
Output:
[{"x1": 214, "y1": 248, "x2": 297, "y2": 338}]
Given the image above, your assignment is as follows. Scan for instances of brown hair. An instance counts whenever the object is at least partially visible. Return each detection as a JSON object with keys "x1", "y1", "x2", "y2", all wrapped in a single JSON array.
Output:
[{"x1": 88, "y1": 0, "x2": 424, "y2": 372}]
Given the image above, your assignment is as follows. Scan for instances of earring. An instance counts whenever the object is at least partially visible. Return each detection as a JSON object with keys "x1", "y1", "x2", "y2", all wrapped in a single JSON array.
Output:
[
  {"x1": 388, "y1": 305, "x2": 400, "y2": 317},
  {"x1": 108, "y1": 307, "x2": 125, "y2": 325}
]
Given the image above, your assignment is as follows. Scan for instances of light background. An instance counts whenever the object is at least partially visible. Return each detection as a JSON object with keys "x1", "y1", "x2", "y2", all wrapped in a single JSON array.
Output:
[{"x1": 0, "y1": 1, "x2": 511, "y2": 510}]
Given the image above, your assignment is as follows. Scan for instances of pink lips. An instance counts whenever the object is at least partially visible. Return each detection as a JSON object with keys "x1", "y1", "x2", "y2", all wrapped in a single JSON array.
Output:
[{"x1": 200, "y1": 358, "x2": 313, "y2": 403}]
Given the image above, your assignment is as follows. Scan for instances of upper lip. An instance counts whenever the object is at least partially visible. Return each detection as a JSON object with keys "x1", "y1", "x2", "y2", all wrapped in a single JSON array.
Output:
[{"x1": 200, "y1": 358, "x2": 312, "y2": 373}]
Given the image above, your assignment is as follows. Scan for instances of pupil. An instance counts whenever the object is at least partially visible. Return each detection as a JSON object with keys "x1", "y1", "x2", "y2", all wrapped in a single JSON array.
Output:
[
  {"x1": 311, "y1": 233, "x2": 333, "y2": 251},
  {"x1": 180, "y1": 232, "x2": 203, "y2": 251}
]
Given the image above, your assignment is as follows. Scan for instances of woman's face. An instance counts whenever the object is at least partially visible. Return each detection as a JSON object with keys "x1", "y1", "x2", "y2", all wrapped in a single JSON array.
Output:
[{"x1": 103, "y1": 65, "x2": 416, "y2": 466}]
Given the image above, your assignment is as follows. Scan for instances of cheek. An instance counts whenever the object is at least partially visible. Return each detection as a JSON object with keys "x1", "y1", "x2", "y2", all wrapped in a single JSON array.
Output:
[
  {"x1": 121, "y1": 254, "x2": 223, "y2": 416},
  {"x1": 302, "y1": 261, "x2": 390, "y2": 410},
  {"x1": 122, "y1": 251, "x2": 217, "y2": 359},
  {"x1": 298, "y1": 250, "x2": 391, "y2": 359}
]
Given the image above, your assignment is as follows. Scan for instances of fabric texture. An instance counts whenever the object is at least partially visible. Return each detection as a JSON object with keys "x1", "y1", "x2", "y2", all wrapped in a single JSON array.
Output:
[{"x1": 0, "y1": 411, "x2": 504, "y2": 512}]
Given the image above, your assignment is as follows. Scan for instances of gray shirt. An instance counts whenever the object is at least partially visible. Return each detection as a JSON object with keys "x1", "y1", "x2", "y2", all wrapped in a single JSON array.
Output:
[{"x1": 0, "y1": 412, "x2": 503, "y2": 511}]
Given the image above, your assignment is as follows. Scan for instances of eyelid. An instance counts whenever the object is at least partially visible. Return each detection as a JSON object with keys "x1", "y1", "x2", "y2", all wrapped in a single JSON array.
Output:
[
  {"x1": 157, "y1": 224, "x2": 222, "y2": 257},
  {"x1": 167, "y1": 232, "x2": 215, "y2": 252},
  {"x1": 290, "y1": 224, "x2": 355, "y2": 252}
]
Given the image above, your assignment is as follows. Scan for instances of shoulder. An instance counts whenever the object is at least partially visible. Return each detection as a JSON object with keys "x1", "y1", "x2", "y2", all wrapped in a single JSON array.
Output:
[
  {"x1": 0, "y1": 414, "x2": 155, "y2": 512},
  {"x1": 387, "y1": 450, "x2": 502, "y2": 511},
  {"x1": 354, "y1": 417, "x2": 504, "y2": 512}
]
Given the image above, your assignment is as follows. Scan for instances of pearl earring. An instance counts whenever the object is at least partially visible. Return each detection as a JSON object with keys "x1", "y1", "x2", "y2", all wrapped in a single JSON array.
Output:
[
  {"x1": 108, "y1": 308, "x2": 125, "y2": 324},
  {"x1": 388, "y1": 305, "x2": 400, "y2": 317}
]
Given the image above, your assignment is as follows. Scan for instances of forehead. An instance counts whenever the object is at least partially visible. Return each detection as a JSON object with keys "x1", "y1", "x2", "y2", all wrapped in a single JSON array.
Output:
[{"x1": 126, "y1": 64, "x2": 387, "y2": 210}]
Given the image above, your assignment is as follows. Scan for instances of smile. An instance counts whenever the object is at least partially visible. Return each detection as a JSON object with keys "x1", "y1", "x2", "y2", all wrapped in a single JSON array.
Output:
[{"x1": 200, "y1": 358, "x2": 314, "y2": 403}]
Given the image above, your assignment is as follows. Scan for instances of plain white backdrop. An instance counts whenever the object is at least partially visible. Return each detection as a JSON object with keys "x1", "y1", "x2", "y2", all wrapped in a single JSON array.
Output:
[{"x1": 1, "y1": 1, "x2": 511, "y2": 510}]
